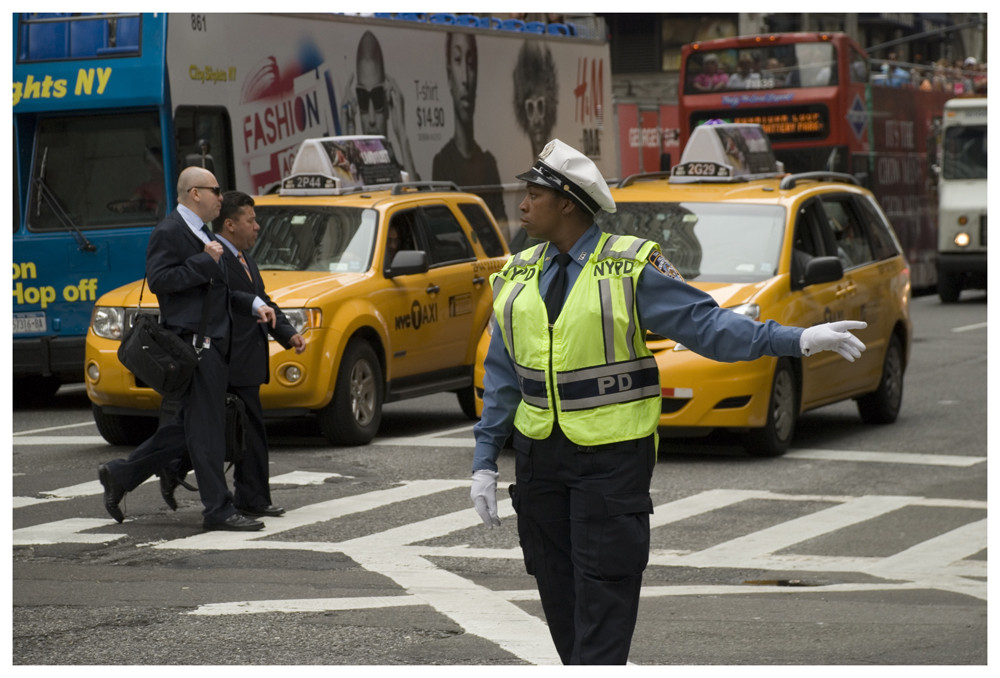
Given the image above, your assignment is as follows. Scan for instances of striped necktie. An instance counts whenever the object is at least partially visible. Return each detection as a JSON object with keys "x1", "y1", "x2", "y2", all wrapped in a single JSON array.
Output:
[{"x1": 237, "y1": 251, "x2": 252, "y2": 280}]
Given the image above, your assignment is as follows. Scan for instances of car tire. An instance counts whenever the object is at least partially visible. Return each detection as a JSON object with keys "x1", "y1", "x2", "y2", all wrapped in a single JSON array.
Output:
[
  {"x1": 92, "y1": 404, "x2": 158, "y2": 446},
  {"x1": 856, "y1": 333, "x2": 904, "y2": 425},
  {"x1": 455, "y1": 386, "x2": 479, "y2": 420},
  {"x1": 743, "y1": 359, "x2": 798, "y2": 457},
  {"x1": 318, "y1": 340, "x2": 383, "y2": 446},
  {"x1": 13, "y1": 376, "x2": 61, "y2": 407},
  {"x1": 938, "y1": 272, "x2": 962, "y2": 303}
]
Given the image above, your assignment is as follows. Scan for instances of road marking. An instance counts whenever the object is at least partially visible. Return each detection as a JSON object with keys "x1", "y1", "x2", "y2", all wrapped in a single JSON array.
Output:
[
  {"x1": 13, "y1": 420, "x2": 97, "y2": 436},
  {"x1": 11, "y1": 423, "x2": 985, "y2": 469},
  {"x1": 190, "y1": 595, "x2": 423, "y2": 615},
  {"x1": 13, "y1": 477, "x2": 156, "y2": 509},
  {"x1": 15, "y1": 479, "x2": 987, "y2": 662},
  {"x1": 952, "y1": 322, "x2": 987, "y2": 333},
  {"x1": 785, "y1": 449, "x2": 985, "y2": 466},
  {"x1": 12, "y1": 436, "x2": 109, "y2": 446},
  {"x1": 146, "y1": 483, "x2": 983, "y2": 665},
  {"x1": 270, "y1": 471, "x2": 354, "y2": 485},
  {"x1": 12, "y1": 518, "x2": 125, "y2": 545}
]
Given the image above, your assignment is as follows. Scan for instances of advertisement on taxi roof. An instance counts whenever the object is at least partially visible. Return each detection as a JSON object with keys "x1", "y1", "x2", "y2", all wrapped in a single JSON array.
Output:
[{"x1": 165, "y1": 14, "x2": 615, "y2": 207}]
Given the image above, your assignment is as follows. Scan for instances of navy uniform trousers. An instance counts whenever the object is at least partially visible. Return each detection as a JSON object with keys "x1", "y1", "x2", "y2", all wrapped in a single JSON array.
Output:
[{"x1": 509, "y1": 425, "x2": 656, "y2": 665}]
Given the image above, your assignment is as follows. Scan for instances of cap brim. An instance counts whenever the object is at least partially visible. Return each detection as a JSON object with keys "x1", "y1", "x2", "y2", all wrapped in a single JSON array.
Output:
[{"x1": 516, "y1": 167, "x2": 560, "y2": 190}]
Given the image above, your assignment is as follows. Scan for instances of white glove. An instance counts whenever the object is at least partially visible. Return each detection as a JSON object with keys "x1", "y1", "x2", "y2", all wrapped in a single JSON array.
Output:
[
  {"x1": 800, "y1": 320, "x2": 867, "y2": 362},
  {"x1": 470, "y1": 469, "x2": 500, "y2": 528}
]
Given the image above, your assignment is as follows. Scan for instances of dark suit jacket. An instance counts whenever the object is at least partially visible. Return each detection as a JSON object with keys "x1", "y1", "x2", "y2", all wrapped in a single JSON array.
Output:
[
  {"x1": 220, "y1": 242, "x2": 298, "y2": 387},
  {"x1": 145, "y1": 209, "x2": 255, "y2": 341}
]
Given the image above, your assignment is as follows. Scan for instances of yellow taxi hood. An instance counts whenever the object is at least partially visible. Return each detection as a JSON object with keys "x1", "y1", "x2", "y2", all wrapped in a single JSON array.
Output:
[
  {"x1": 687, "y1": 280, "x2": 764, "y2": 308},
  {"x1": 94, "y1": 271, "x2": 368, "y2": 309},
  {"x1": 256, "y1": 270, "x2": 368, "y2": 307},
  {"x1": 94, "y1": 279, "x2": 156, "y2": 307}
]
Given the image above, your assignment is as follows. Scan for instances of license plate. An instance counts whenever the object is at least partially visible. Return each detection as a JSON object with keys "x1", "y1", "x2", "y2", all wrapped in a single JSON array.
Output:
[{"x1": 13, "y1": 311, "x2": 47, "y2": 335}]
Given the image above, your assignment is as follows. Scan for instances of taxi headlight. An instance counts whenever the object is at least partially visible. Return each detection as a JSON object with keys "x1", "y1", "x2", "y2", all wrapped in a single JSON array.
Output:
[
  {"x1": 673, "y1": 303, "x2": 760, "y2": 351},
  {"x1": 92, "y1": 306, "x2": 125, "y2": 340},
  {"x1": 954, "y1": 232, "x2": 971, "y2": 247},
  {"x1": 273, "y1": 308, "x2": 322, "y2": 338}
]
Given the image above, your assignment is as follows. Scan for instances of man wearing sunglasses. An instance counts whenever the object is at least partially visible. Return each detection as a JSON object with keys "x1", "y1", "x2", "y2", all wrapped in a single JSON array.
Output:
[
  {"x1": 98, "y1": 167, "x2": 277, "y2": 532},
  {"x1": 342, "y1": 30, "x2": 419, "y2": 181}
]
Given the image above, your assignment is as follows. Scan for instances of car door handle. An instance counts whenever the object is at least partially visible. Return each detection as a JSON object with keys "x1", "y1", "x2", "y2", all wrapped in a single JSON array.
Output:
[
  {"x1": 835, "y1": 283, "x2": 857, "y2": 298},
  {"x1": 472, "y1": 276, "x2": 486, "y2": 285},
  {"x1": 426, "y1": 284, "x2": 440, "y2": 295}
]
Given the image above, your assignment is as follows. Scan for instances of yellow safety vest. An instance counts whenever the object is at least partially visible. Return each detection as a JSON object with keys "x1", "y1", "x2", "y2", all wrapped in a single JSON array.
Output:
[{"x1": 490, "y1": 233, "x2": 662, "y2": 446}]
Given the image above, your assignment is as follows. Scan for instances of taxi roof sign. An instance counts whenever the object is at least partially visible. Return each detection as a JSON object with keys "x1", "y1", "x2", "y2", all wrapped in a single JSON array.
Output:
[
  {"x1": 281, "y1": 135, "x2": 408, "y2": 196},
  {"x1": 671, "y1": 123, "x2": 782, "y2": 183}
]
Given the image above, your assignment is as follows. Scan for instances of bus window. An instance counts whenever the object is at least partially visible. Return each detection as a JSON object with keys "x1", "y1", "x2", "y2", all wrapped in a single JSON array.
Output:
[
  {"x1": 849, "y1": 48, "x2": 869, "y2": 84},
  {"x1": 174, "y1": 106, "x2": 235, "y2": 191},
  {"x1": 683, "y1": 41, "x2": 837, "y2": 93},
  {"x1": 27, "y1": 111, "x2": 163, "y2": 231}
]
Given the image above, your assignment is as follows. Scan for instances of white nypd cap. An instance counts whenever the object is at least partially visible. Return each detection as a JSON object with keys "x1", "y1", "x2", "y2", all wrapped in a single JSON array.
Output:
[{"x1": 516, "y1": 139, "x2": 616, "y2": 214}]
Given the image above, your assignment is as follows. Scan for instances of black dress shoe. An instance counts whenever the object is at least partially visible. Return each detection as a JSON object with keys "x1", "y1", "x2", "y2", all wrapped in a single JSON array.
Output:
[
  {"x1": 236, "y1": 504, "x2": 286, "y2": 517},
  {"x1": 98, "y1": 464, "x2": 126, "y2": 523},
  {"x1": 203, "y1": 513, "x2": 265, "y2": 532}
]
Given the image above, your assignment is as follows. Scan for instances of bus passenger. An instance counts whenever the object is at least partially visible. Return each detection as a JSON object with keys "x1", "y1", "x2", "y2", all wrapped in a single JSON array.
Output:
[
  {"x1": 693, "y1": 53, "x2": 728, "y2": 91},
  {"x1": 727, "y1": 54, "x2": 761, "y2": 89}
]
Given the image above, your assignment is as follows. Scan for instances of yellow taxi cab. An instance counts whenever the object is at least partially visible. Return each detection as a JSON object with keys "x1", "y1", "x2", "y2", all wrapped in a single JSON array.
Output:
[
  {"x1": 86, "y1": 136, "x2": 509, "y2": 446},
  {"x1": 476, "y1": 122, "x2": 911, "y2": 456}
]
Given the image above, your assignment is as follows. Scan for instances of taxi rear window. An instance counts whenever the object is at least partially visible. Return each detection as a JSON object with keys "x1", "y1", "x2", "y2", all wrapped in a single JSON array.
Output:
[{"x1": 252, "y1": 205, "x2": 376, "y2": 273}]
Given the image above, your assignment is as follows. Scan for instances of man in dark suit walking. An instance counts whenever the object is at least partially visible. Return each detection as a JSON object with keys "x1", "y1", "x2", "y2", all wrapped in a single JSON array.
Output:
[
  {"x1": 98, "y1": 167, "x2": 276, "y2": 532},
  {"x1": 161, "y1": 191, "x2": 306, "y2": 517}
]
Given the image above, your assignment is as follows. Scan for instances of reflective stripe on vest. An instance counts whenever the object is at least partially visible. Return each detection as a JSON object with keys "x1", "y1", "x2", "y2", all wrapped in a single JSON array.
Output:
[{"x1": 556, "y1": 356, "x2": 660, "y2": 411}]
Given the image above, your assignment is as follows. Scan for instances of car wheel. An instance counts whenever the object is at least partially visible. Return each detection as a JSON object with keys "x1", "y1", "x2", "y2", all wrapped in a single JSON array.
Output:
[
  {"x1": 318, "y1": 340, "x2": 383, "y2": 446},
  {"x1": 856, "y1": 333, "x2": 904, "y2": 425},
  {"x1": 455, "y1": 386, "x2": 479, "y2": 420},
  {"x1": 13, "y1": 376, "x2": 61, "y2": 407},
  {"x1": 938, "y1": 272, "x2": 962, "y2": 303},
  {"x1": 743, "y1": 359, "x2": 798, "y2": 457},
  {"x1": 92, "y1": 404, "x2": 158, "y2": 446}
]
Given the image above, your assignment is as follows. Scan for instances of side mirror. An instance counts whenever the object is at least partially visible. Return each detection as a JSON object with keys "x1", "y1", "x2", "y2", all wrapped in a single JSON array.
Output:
[
  {"x1": 385, "y1": 250, "x2": 429, "y2": 278},
  {"x1": 802, "y1": 256, "x2": 844, "y2": 287}
]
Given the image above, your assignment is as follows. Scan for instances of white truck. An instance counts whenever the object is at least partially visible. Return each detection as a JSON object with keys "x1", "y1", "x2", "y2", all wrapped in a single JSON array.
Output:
[{"x1": 936, "y1": 97, "x2": 987, "y2": 303}]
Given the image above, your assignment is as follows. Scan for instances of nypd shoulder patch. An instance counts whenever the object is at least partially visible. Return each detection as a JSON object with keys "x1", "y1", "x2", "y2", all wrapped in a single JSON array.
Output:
[{"x1": 647, "y1": 250, "x2": 684, "y2": 281}]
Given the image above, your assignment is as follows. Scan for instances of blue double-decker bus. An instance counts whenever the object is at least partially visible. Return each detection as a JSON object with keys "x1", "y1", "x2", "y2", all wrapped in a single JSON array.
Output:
[
  {"x1": 13, "y1": 13, "x2": 179, "y2": 400},
  {"x1": 13, "y1": 12, "x2": 615, "y2": 401}
]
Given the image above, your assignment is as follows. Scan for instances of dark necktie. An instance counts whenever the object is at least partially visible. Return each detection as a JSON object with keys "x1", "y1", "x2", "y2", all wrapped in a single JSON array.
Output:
[
  {"x1": 545, "y1": 252, "x2": 572, "y2": 323},
  {"x1": 201, "y1": 225, "x2": 225, "y2": 271}
]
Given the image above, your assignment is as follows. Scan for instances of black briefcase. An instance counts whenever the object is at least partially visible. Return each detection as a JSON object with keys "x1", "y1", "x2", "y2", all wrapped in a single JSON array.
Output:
[
  {"x1": 118, "y1": 313, "x2": 200, "y2": 398},
  {"x1": 224, "y1": 393, "x2": 248, "y2": 465}
]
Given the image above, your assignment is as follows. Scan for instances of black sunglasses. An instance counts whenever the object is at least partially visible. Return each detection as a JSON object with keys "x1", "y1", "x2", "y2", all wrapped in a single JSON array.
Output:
[
  {"x1": 356, "y1": 84, "x2": 387, "y2": 113},
  {"x1": 189, "y1": 186, "x2": 222, "y2": 196}
]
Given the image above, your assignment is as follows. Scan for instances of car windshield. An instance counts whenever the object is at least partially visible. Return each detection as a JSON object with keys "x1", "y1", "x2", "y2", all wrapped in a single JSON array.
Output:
[
  {"x1": 251, "y1": 205, "x2": 377, "y2": 272},
  {"x1": 942, "y1": 125, "x2": 987, "y2": 180},
  {"x1": 594, "y1": 202, "x2": 785, "y2": 282}
]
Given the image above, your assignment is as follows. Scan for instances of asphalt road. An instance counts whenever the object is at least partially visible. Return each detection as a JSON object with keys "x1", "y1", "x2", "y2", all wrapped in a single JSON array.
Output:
[{"x1": 10, "y1": 291, "x2": 987, "y2": 665}]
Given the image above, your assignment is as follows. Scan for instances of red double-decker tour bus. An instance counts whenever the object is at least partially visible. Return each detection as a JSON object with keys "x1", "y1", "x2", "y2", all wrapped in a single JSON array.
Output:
[{"x1": 678, "y1": 32, "x2": 953, "y2": 289}]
